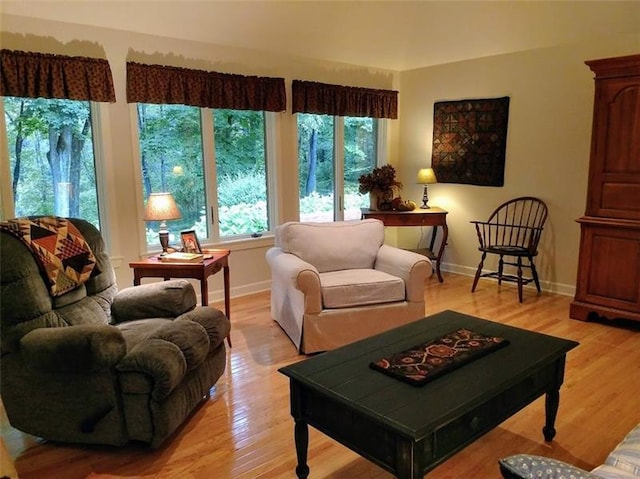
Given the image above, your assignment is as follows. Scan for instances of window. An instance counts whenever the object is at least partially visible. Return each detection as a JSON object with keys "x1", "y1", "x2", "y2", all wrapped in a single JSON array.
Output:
[
  {"x1": 292, "y1": 79, "x2": 396, "y2": 222},
  {"x1": 298, "y1": 114, "x2": 379, "y2": 222},
  {"x1": 2, "y1": 97, "x2": 101, "y2": 228},
  {"x1": 136, "y1": 104, "x2": 271, "y2": 248},
  {"x1": 127, "y1": 62, "x2": 284, "y2": 250}
]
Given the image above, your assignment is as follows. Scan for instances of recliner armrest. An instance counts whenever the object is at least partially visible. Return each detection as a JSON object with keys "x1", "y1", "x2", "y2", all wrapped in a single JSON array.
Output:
[
  {"x1": 20, "y1": 325, "x2": 126, "y2": 372},
  {"x1": 375, "y1": 245, "x2": 432, "y2": 302},
  {"x1": 111, "y1": 279, "x2": 197, "y2": 323}
]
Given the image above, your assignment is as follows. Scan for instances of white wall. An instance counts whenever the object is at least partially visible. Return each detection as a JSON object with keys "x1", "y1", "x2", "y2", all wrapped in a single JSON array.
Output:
[
  {"x1": 1, "y1": 13, "x2": 638, "y2": 300},
  {"x1": 0, "y1": 14, "x2": 399, "y2": 301},
  {"x1": 397, "y1": 33, "x2": 640, "y2": 295}
]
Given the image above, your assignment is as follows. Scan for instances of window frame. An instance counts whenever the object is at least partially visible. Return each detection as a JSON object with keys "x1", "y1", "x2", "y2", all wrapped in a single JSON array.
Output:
[
  {"x1": 0, "y1": 97, "x2": 111, "y2": 236},
  {"x1": 131, "y1": 104, "x2": 278, "y2": 254},
  {"x1": 297, "y1": 114, "x2": 387, "y2": 222}
]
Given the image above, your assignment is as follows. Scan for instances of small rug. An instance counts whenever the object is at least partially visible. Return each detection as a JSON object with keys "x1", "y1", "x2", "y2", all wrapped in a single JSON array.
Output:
[
  {"x1": 370, "y1": 328, "x2": 509, "y2": 386},
  {"x1": 431, "y1": 96, "x2": 510, "y2": 187}
]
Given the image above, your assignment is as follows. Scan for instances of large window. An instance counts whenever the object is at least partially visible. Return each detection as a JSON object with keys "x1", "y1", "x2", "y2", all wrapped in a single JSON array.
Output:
[
  {"x1": 298, "y1": 114, "x2": 378, "y2": 222},
  {"x1": 2, "y1": 97, "x2": 101, "y2": 228},
  {"x1": 136, "y1": 104, "x2": 270, "y2": 248}
]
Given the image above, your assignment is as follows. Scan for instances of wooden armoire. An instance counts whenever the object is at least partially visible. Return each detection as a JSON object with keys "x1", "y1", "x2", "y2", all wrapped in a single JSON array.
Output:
[{"x1": 570, "y1": 54, "x2": 640, "y2": 323}]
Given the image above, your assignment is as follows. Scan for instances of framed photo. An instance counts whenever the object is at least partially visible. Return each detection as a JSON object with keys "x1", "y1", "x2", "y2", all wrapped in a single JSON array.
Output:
[{"x1": 180, "y1": 230, "x2": 202, "y2": 254}]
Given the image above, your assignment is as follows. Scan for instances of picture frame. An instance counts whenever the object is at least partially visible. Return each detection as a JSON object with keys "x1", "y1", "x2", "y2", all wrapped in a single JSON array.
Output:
[{"x1": 180, "y1": 230, "x2": 202, "y2": 254}]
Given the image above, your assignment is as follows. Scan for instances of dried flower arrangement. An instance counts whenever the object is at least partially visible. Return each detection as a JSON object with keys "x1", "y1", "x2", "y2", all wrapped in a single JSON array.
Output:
[{"x1": 358, "y1": 164, "x2": 403, "y2": 194}]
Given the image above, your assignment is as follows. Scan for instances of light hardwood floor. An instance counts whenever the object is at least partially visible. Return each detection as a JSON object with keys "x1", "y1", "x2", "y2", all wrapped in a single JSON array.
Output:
[{"x1": 2, "y1": 273, "x2": 639, "y2": 479}]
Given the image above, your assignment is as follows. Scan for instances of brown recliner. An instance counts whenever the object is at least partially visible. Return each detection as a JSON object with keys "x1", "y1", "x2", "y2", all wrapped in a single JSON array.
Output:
[{"x1": 0, "y1": 217, "x2": 229, "y2": 448}]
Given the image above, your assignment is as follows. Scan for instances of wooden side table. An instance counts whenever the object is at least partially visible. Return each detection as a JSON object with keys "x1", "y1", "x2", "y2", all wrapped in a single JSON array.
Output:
[
  {"x1": 129, "y1": 249, "x2": 231, "y2": 346},
  {"x1": 361, "y1": 207, "x2": 448, "y2": 282}
]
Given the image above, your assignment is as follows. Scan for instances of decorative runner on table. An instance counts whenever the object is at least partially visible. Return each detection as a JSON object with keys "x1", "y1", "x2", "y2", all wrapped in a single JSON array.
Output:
[
  {"x1": 370, "y1": 328, "x2": 509, "y2": 386},
  {"x1": 0, "y1": 216, "x2": 98, "y2": 297}
]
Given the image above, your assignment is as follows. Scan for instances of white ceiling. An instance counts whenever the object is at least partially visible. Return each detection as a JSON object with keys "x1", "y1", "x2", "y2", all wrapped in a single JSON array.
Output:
[{"x1": 2, "y1": 1, "x2": 639, "y2": 71}]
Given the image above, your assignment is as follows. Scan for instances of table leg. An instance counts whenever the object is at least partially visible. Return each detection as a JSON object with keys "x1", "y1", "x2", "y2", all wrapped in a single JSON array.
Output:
[
  {"x1": 200, "y1": 279, "x2": 209, "y2": 306},
  {"x1": 396, "y1": 439, "x2": 424, "y2": 479},
  {"x1": 294, "y1": 419, "x2": 310, "y2": 479},
  {"x1": 435, "y1": 223, "x2": 448, "y2": 283},
  {"x1": 543, "y1": 389, "x2": 559, "y2": 441},
  {"x1": 223, "y1": 265, "x2": 232, "y2": 347}
]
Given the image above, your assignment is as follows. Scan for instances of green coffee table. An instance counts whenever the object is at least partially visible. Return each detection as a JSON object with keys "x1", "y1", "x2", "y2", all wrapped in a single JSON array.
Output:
[{"x1": 279, "y1": 310, "x2": 578, "y2": 479}]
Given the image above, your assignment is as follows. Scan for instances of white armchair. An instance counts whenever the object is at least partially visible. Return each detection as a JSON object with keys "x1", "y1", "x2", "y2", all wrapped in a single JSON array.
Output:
[{"x1": 266, "y1": 219, "x2": 432, "y2": 354}]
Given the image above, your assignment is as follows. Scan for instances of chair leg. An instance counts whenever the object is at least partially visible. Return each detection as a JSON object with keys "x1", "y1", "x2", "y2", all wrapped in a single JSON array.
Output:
[
  {"x1": 517, "y1": 256, "x2": 524, "y2": 303},
  {"x1": 471, "y1": 252, "x2": 486, "y2": 292},
  {"x1": 498, "y1": 255, "x2": 504, "y2": 285},
  {"x1": 530, "y1": 256, "x2": 542, "y2": 292}
]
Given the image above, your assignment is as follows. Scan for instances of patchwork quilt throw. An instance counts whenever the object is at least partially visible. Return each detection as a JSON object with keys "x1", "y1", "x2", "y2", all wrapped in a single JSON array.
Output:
[{"x1": 0, "y1": 216, "x2": 98, "y2": 296}]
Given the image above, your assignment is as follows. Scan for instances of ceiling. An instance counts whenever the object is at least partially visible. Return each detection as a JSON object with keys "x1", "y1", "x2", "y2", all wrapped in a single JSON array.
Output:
[{"x1": 1, "y1": 1, "x2": 639, "y2": 71}]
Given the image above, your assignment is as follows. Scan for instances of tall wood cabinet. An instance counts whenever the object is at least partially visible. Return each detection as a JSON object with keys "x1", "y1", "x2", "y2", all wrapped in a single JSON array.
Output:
[{"x1": 570, "y1": 54, "x2": 640, "y2": 323}]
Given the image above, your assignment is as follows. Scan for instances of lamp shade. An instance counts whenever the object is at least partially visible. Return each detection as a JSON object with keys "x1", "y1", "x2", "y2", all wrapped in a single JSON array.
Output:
[
  {"x1": 417, "y1": 168, "x2": 437, "y2": 185},
  {"x1": 143, "y1": 193, "x2": 181, "y2": 222}
]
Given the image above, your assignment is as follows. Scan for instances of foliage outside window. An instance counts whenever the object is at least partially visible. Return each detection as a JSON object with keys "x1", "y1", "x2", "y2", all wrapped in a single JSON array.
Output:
[
  {"x1": 137, "y1": 104, "x2": 269, "y2": 248},
  {"x1": 3, "y1": 97, "x2": 100, "y2": 228},
  {"x1": 298, "y1": 114, "x2": 378, "y2": 222}
]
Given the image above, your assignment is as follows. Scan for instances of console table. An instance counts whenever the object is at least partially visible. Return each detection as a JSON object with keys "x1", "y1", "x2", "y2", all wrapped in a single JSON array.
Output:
[
  {"x1": 361, "y1": 207, "x2": 448, "y2": 282},
  {"x1": 129, "y1": 250, "x2": 231, "y2": 346}
]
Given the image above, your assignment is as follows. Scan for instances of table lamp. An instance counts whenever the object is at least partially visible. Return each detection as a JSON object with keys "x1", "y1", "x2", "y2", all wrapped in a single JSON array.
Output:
[
  {"x1": 416, "y1": 168, "x2": 437, "y2": 209},
  {"x1": 143, "y1": 192, "x2": 181, "y2": 254}
]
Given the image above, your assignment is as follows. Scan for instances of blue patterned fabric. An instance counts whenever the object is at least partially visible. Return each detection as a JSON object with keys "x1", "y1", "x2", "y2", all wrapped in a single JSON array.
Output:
[{"x1": 499, "y1": 454, "x2": 600, "y2": 479}]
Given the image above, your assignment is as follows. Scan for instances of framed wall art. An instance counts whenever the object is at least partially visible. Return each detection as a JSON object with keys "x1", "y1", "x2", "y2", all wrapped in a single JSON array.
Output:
[{"x1": 431, "y1": 96, "x2": 510, "y2": 187}]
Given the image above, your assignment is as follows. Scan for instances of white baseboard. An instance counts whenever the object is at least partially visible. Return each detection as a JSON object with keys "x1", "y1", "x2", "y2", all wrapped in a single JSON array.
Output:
[
  {"x1": 441, "y1": 262, "x2": 576, "y2": 297},
  {"x1": 204, "y1": 279, "x2": 271, "y2": 304}
]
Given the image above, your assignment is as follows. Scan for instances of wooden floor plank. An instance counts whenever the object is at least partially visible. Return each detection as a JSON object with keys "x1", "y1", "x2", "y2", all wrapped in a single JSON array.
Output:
[{"x1": 2, "y1": 273, "x2": 639, "y2": 478}]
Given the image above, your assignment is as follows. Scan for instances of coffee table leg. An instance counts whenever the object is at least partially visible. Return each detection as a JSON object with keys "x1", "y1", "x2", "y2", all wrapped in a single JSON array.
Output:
[
  {"x1": 294, "y1": 419, "x2": 310, "y2": 479},
  {"x1": 543, "y1": 389, "x2": 559, "y2": 441}
]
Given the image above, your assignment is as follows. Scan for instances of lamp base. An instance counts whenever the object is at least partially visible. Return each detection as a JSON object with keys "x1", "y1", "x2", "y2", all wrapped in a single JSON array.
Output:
[
  {"x1": 420, "y1": 185, "x2": 431, "y2": 209},
  {"x1": 159, "y1": 230, "x2": 170, "y2": 254}
]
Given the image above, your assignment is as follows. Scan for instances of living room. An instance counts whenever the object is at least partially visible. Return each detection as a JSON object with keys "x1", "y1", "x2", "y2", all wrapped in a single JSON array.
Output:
[{"x1": 1, "y1": 1, "x2": 639, "y2": 478}]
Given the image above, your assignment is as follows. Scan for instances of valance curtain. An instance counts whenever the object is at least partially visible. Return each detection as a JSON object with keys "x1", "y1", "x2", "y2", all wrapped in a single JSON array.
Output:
[
  {"x1": 126, "y1": 62, "x2": 286, "y2": 112},
  {"x1": 0, "y1": 49, "x2": 116, "y2": 102},
  {"x1": 292, "y1": 80, "x2": 398, "y2": 119}
]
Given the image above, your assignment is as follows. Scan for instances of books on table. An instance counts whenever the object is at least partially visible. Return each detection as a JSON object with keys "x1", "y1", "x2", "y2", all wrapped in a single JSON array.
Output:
[{"x1": 159, "y1": 252, "x2": 204, "y2": 263}]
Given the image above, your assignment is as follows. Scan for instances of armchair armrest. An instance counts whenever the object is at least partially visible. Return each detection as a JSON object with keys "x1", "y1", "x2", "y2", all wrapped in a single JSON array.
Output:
[
  {"x1": 375, "y1": 245, "x2": 432, "y2": 302},
  {"x1": 111, "y1": 279, "x2": 197, "y2": 323},
  {"x1": 266, "y1": 247, "x2": 322, "y2": 314},
  {"x1": 20, "y1": 325, "x2": 126, "y2": 372}
]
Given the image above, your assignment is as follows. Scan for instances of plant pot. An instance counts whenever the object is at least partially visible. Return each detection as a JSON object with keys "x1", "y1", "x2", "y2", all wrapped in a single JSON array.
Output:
[{"x1": 369, "y1": 191, "x2": 379, "y2": 211}]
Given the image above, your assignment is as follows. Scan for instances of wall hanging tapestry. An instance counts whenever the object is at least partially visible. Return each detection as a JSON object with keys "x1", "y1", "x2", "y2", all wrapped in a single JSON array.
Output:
[{"x1": 431, "y1": 96, "x2": 510, "y2": 187}]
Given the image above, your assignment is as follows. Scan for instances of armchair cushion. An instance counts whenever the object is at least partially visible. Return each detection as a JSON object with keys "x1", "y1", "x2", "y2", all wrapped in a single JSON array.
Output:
[
  {"x1": 111, "y1": 279, "x2": 197, "y2": 322},
  {"x1": 276, "y1": 219, "x2": 384, "y2": 272},
  {"x1": 320, "y1": 269, "x2": 404, "y2": 308}
]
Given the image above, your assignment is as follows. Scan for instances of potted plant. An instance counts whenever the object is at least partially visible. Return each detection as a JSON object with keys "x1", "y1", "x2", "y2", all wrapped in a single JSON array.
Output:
[{"x1": 358, "y1": 164, "x2": 403, "y2": 210}]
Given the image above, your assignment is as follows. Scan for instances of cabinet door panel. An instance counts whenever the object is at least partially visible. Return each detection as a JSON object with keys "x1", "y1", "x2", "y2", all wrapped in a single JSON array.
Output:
[
  {"x1": 588, "y1": 79, "x2": 640, "y2": 219},
  {"x1": 581, "y1": 226, "x2": 640, "y2": 310}
]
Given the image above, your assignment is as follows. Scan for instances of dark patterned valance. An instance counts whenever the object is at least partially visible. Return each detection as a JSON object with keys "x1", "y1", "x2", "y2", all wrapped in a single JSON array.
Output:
[
  {"x1": 0, "y1": 49, "x2": 116, "y2": 102},
  {"x1": 126, "y1": 62, "x2": 286, "y2": 112},
  {"x1": 292, "y1": 80, "x2": 398, "y2": 119}
]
